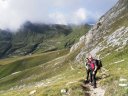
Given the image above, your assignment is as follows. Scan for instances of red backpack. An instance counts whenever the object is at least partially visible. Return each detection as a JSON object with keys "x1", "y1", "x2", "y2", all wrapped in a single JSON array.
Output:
[{"x1": 90, "y1": 61, "x2": 95, "y2": 70}]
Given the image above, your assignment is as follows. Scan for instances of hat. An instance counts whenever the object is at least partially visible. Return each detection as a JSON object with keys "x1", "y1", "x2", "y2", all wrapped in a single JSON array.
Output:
[{"x1": 88, "y1": 55, "x2": 93, "y2": 59}]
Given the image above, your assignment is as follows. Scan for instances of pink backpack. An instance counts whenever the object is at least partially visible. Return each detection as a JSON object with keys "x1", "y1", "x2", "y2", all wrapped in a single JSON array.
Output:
[{"x1": 90, "y1": 62, "x2": 95, "y2": 70}]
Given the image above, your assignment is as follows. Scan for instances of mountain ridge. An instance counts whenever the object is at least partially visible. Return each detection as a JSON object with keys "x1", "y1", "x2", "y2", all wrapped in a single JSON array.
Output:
[{"x1": 0, "y1": 22, "x2": 91, "y2": 58}]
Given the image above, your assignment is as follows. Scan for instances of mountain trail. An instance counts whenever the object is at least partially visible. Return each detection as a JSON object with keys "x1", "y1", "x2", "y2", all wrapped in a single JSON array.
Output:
[
  {"x1": 81, "y1": 80, "x2": 105, "y2": 96},
  {"x1": 81, "y1": 68, "x2": 109, "y2": 96}
]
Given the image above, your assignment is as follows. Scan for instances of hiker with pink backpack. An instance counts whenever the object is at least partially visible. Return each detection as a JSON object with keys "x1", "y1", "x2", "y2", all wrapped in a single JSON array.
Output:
[{"x1": 85, "y1": 55, "x2": 102, "y2": 88}]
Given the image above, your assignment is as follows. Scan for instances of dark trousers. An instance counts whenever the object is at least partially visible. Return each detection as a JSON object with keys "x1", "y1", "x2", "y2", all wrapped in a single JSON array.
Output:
[
  {"x1": 90, "y1": 70, "x2": 97, "y2": 87},
  {"x1": 86, "y1": 69, "x2": 91, "y2": 81}
]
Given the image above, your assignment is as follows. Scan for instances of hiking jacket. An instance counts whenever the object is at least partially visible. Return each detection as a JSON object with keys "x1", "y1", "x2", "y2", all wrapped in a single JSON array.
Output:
[{"x1": 88, "y1": 59, "x2": 98, "y2": 72}]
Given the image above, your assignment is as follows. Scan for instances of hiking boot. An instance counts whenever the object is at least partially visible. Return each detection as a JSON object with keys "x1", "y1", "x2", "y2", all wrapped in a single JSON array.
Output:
[
  {"x1": 93, "y1": 86, "x2": 97, "y2": 88},
  {"x1": 85, "y1": 79, "x2": 89, "y2": 83},
  {"x1": 89, "y1": 82, "x2": 93, "y2": 86},
  {"x1": 93, "y1": 85, "x2": 97, "y2": 88}
]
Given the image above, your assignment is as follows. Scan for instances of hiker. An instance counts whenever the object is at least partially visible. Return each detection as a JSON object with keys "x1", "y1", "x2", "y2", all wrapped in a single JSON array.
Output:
[
  {"x1": 85, "y1": 58, "x2": 91, "y2": 82},
  {"x1": 88, "y1": 55, "x2": 98, "y2": 88}
]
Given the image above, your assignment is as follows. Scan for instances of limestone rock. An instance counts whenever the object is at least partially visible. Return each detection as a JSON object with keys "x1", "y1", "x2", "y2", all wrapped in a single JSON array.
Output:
[{"x1": 29, "y1": 90, "x2": 36, "y2": 96}]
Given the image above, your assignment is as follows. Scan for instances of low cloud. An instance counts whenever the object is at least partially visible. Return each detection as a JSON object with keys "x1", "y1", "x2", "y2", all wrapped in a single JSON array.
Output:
[
  {"x1": 49, "y1": 8, "x2": 87, "y2": 25},
  {"x1": 0, "y1": 0, "x2": 118, "y2": 30},
  {"x1": 49, "y1": 12, "x2": 67, "y2": 25},
  {"x1": 72, "y1": 8, "x2": 87, "y2": 24}
]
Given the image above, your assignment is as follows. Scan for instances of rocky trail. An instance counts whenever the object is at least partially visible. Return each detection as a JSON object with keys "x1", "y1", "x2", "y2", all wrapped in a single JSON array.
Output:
[
  {"x1": 81, "y1": 68, "x2": 109, "y2": 96},
  {"x1": 81, "y1": 79, "x2": 105, "y2": 96}
]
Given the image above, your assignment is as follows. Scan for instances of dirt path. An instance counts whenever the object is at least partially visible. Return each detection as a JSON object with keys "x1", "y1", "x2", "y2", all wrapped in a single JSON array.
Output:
[
  {"x1": 87, "y1": 84, "x2": 105, "y2": 96},
  {"x1": 81, "y1": 80, "x2": 105, "y2": 96}
]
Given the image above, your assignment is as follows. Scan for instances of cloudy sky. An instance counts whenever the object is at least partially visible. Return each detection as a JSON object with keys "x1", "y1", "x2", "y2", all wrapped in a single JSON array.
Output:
[{"x1": 0, "y1": 0, "x2": 118, "y2": 30}]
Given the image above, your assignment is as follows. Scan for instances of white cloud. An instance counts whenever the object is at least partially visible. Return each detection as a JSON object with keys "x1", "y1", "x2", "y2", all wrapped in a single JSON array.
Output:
[
  {"x1": 0, "y1": 0, "x2": 9, "y2": 8},
  {"x1": 48, "y1": 8, "x2": 99, "y2": 25},
  {"x1": 49, "y1": 12, "x2": 67, "y2": 25},
  {"x1": 75, "y1": 8, "x2": 86, "y2": 20},
  {"x1": 49, "y1": 8, "x2": 87, "y2": 25},
  {"x1": 72, "y1": 8, "x2": 87, "y2": 24},
  {"x1": 0, "y1": 0, "x2": 118, "y2": 30}
]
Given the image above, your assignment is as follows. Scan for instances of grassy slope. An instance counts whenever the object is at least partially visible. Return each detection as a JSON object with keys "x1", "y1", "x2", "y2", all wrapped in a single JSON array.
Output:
[
  {"x1": 0, "y1": 24, "x2": 91, "y2": 96},
  {"x1": 0, "y1": 49, "x2": 69, "y2": 79},
  {"x1": 100, "y1": 46, "x2": 128, "y2": 96},
  {"x1": 96, "y1": 12, "x2": 128, "y2": 96},
  {"x1": 0, "y1": 43, "x2": 87, "y2": 96},
  {"x1": 0, "y1": 46, "x2": 128, "y2": 96}
]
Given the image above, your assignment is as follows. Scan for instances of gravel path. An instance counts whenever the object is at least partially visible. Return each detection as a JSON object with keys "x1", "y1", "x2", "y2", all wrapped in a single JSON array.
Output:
[
  {"x1": 82, "y1": 80, "x2": 105, "y2": 96},
  {"x1": 88, "y1": 84, "x2": 105, "y2": 96}
]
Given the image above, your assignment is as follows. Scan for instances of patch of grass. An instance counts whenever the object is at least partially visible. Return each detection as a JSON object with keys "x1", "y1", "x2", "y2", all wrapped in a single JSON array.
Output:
[
  {"x1": 0, "y1": 49, "x2": 69, "y2": 83},
  {"x1": 99, "y1": 47, "x2": 128, "y2": 96},
  {"x1": 0, "y1": 67, "x2": 85, "y2": 96}
]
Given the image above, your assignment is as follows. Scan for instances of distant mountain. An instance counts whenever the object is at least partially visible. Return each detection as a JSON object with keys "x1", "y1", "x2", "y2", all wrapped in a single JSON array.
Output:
[
  {"x1": 0, "y1": 30, "x2": 12, "y2": 58},
  {"x1": 0, "y1": 22, "x2": 91, "y2": 58}
]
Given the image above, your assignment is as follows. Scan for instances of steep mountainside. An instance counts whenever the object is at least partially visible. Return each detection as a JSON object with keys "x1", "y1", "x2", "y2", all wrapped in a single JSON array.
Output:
[
  {"x1": 71, "y1": 0, "x2": 128, "y2": 60},
  {"x1": 70, "y1": 0, "x2": 128, "y2": 95}
]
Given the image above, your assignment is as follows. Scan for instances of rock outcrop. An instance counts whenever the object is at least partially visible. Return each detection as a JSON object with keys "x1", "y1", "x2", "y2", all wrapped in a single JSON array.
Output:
[{"x1": 70, "y1": 0, "x2": 128, "y2": 62}]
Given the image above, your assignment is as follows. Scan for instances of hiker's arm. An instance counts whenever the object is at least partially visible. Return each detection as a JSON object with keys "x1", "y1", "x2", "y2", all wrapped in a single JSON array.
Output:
[
  {"x1": 94, "y1": 61, "x2": 98, "y2": 72},
  {"x1": 85, "y1": 63, "x2": 88, "y2": 69},
  {"x1": 94, "y1": 66, "x2": 97, "y2": 72}
]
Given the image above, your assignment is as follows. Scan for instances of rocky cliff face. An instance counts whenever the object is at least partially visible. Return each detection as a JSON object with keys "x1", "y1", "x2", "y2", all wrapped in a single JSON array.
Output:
[{"x1": 70, "y1": 0, "x2": 128, "y2": 62}]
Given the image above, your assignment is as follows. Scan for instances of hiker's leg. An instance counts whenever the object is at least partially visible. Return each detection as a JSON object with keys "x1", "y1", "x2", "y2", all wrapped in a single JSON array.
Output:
[
  {"x1": 90, "y1": 70, "x2": 93, "y2": 83},
  {"x1": 93, "y1": 71, "x2": 97, "y2": 88},
  {"x1": 86, "y1": 70, "x2": 90, "y2": 81},
  {"x1": 95, "y1": 70, "x2": 97, "y2": 80}
]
